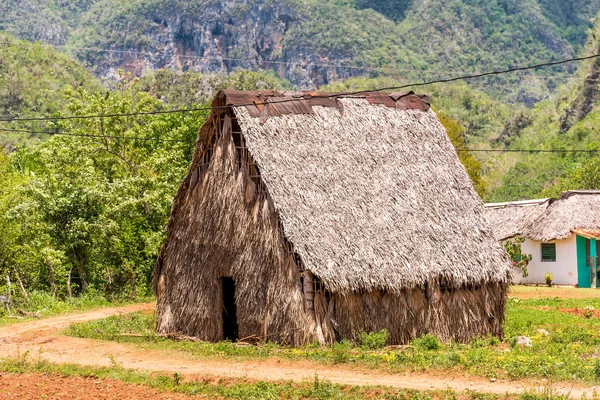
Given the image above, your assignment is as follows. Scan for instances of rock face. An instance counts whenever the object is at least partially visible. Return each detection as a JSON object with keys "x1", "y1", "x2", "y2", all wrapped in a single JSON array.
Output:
[
  {"x1": 70, "y1": 0, "x2": 396, "y2": 89},
  {"x1": 3, "y1": 0, "x2": 600, "y2": 94}
]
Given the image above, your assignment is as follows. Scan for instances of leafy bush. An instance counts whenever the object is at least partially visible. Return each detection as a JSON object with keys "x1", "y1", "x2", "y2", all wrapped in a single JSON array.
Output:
[
  {"x1": 412, "y1": 334, "x2": 441, "y2": 351},
  {"x1": 545, "y1": 273, "x2": 553, "y2": 287},
  {"x1": 595, "y1": 359, "x2": 600, "y2": 380},
  {"x1": 357, "y1": 329, "x2": 389, "y2": 349},
  {"x1": 330, "y1": 339, "x2": 352, "y2": 364}
]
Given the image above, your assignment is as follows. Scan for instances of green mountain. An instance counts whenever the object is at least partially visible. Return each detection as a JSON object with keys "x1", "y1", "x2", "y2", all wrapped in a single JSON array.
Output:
[
  {"x1": 0, "y1": 32, "x2": 102, "y2": 150},
  {"x1": 2, "y1": 0, "x2": 600, "y2": 104},
  {"x1": 485, "y1": 19, "x2": 600, "y2": 201}
]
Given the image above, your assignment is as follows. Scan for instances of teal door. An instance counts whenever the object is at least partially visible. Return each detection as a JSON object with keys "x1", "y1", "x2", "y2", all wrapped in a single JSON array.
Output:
[
  {"x1": 577, "y1": 235, "x2": 598, "y2": 288},
  {"x1": 577, "y1": 235, "x2": 591, "y2": 288},
  {"x1": 592, "y1": 238, "x2": 597, "y2": 288}
]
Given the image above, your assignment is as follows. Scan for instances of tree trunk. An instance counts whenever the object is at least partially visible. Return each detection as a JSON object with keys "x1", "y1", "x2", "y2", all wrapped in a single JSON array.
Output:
[
  {"x1": 5, "y1": 275, "x2": 11, "y2": 312},
  {"x1": 67, "y1": 268, "x2": 73, "y2": 298},
  {"x1": 129, "y1": 268, "x2": 136, "y2": 299},
  {"x1": 45, "y1": 260, "x2": 56, "y2": 297},
  {"x1": 75, "y1": 262, "x2": 88, "y2": 292},
  {"x1": 15, "y1": 272, "x2": 29, "y2": 302}
]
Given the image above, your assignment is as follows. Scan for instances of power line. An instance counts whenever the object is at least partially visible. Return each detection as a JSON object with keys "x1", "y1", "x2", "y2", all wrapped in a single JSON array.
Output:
[
  {"x1": 3, "y1": 128, "x2": 600, "y2": 154},
  {"x1": 1, "y1": 51, "x2": 599, "y2": 124},
  {"x1": 0, "y1": 128, "x2": 188, "y2": 143},
  {"x1": 0, "y1": 107, "x2": 211, "y2": 122}
]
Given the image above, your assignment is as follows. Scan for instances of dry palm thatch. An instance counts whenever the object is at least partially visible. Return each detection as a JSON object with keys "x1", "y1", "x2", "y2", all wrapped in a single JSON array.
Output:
[
  {"x1": 519, "y1": 190, "x2": 600, "y2": 241},
  {"x1": 154, "y1": 90, "x2": 511, "y2": 346},
  {"x1": 484, "y1": 199, "x2": 550, "y2": 241}
]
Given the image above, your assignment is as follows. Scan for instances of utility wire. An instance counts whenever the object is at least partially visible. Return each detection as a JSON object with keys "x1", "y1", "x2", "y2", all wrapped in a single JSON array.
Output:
[
  {"x1": 0, "y1": 107, "x2": 211, "y2": 122},
  {"x1": 1, "y1": 51, "x2": 599, "y2": 123},
  {"x1": 2, "y1": 128, "x2": 600, "y2": 153},
  {"x1": 0, "y1": 128, "x2": 188, "y2": 143}
]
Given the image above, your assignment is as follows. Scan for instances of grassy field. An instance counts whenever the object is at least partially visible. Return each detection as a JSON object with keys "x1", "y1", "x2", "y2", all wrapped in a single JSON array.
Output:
[{"x1": 63, "y1": 286, "x2": 600, "y2": 384}]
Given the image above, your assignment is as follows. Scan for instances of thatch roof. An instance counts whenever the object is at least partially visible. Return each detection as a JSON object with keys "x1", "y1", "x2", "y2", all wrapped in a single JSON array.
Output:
[
  {"x1": 215, "y1": 90, "x2": 510, "y2": 294},
  {"x1": 484, "y1": 191, "x2": 600, "y2": 242},
  {"x1": 520, "y1": 190, "x2": 600, "y2": 241},
  {"x1": 483, "y1": 199, "x2": 550, "y2": 241}
]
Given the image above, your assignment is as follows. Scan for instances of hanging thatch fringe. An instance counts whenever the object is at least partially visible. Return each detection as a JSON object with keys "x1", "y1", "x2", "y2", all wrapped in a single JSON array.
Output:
[{"x1": 153, "y1": 90, "x2": 510, "y2": 346}]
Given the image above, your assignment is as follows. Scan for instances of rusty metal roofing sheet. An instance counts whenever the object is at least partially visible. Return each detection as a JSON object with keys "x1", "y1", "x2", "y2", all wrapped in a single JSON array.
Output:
[{"x1": 213, "y1": 90, "x2": 431, "y2": 121}]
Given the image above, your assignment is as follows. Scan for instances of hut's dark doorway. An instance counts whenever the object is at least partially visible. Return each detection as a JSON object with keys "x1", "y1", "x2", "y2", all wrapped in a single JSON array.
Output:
[{"x1": 221, "y1": 277, "x2": 238, "y2": 341}]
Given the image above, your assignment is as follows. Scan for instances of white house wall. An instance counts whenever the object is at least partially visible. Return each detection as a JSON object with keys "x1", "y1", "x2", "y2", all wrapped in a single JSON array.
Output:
[{"x1": 510, "y1": 235, "x2": 578, "y2": 285}]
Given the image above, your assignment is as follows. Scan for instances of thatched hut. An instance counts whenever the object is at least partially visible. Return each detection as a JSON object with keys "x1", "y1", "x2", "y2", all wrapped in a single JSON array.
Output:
[
  {"x1": 484, "y1": 191, "x2": 600, "y2": 287},
  {"x1": 154, "y1": 90, "x2": 510, "y2": 345},
  {"x1": 484, "y1": 198, "x2": 550, "y2": 241}
]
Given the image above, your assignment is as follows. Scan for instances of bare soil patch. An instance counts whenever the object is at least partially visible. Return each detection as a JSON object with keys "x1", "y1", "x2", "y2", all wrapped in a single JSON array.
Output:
[
  {"x1": 510, "y1": 285, "x2": 600, "y2": 300},
  {"x1": 0, "y1": 372, "x2": 189, "y2": 400}
]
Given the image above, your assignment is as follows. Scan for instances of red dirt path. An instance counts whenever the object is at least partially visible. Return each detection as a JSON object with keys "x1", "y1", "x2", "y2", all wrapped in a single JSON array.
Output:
[{"x1": 0, "y1": 373, "x2": 190, "y2": 400}]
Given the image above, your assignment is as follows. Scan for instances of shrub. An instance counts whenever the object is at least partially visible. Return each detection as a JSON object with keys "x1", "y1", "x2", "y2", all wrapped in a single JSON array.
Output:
[
  {"x1": 330, "y1": 339, "x2": 352, "y2": 364},
  {"x1": 583, "y1": 305, "x2": 595, "y2": 319},
  {"x1": 545, "y1": 272, "x2": 553, "y2": 287},
  {"x1": 412, "y1": 334, "x2": 441, "y2": 351},
  {"x1": 595, "y1": 359, "x2": 600, "y2": 380},
  {"x1": 488, "y1": 336, "x2": 501, "y2": 346},
  {"x1": 357, "y1": 329, "x2": 389, "y2": 349}
]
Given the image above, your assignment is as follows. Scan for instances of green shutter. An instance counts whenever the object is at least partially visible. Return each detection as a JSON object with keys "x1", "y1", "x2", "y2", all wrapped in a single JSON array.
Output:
[{"x1": 541, "y1": 243, "x2": 556, "y2": 262}]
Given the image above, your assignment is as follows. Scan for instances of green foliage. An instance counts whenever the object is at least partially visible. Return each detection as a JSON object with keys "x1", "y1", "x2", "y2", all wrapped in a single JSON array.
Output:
[
  {"x1": 594, "y1": 358, "x2": 600, "y2": 379},
  {"x1": 356, "y1": 329, "x2": 389, "y2": 349},
  {"x1": 0, "y1": 79, "x2": 207, "y2": 300},
  {"x1": 0, "y1": 32, "x2": 102, "y2": 150},
  {"x1": 487, "y1": 18, "x2": 600, "y2": 202},
  {"x1": 542, "y1": 157, "x2": 600, "y2": 197},
  {"x1": 545, "y1": 272, "x2": 554, "y2": 287},
  {"x1": 330, "y1": 340, "x2": 353, "y2": 364},
  {"x1": 411, "y1": 334, "x2": 442, "y2": 351},
  {"x1": 437, "y1": 111, "x2": 487, "y2": 197},
  {"x1": 504, "y1": 237, "x2": 533, "y2": 277}
]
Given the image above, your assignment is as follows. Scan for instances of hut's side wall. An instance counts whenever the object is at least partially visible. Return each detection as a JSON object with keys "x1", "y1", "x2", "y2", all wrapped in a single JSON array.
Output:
[
  {"x1": 154, "y1": 111, "x2": 321, "y2": 345},
  {"x1": 315, "y1": 282, "x2": 507, "y2": 344}
]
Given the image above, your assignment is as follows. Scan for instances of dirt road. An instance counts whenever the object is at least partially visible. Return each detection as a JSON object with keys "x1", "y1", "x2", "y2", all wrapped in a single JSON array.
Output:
[{"x1": 0, "y1": 304, "x2": 597, "y2": 398}]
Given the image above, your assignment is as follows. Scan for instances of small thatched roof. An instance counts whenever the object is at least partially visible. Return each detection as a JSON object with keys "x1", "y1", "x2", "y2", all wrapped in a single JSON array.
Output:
[
  {"x1": 214, "y1": 90, "x2": 509, "y2": 294},
  {"x1": 484, "y1": 199, "x2": 550, "y2": 241},
  {"x1": 519, "y1": 190, "x2": 600, "y2": 241},
  {"x1": 484, "y1": 191, "x2": 600, "y2": 242}
]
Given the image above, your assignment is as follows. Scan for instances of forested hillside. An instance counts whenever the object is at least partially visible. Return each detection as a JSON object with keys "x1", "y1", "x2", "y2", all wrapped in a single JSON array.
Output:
[
  {"x1": 2, "y1": 0, "x2": 600, "y2": 103},
  {"x1": 486, "y1": 19, "x2": 600, "y2": 201}
]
